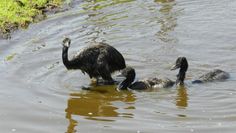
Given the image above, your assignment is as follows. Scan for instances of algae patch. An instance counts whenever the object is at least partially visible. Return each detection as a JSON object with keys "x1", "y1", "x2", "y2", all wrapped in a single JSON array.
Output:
[
  {"x1": 0, "y1": 0, "x2": 63, "y2": 39},
  {"x1": 5, "y1": 53, "x2": 17, "y2": 61}
]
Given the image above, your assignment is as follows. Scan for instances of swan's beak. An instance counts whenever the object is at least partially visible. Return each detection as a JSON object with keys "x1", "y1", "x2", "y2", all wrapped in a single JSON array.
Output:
[
  {"x1": 117, "y1": 81, "x2": 128, "y2": 90},
  {"x1": 62, "y1": 38, "x2": 71, "y2": 47},
  {"x1": 170, "y1": 64, "x2": 179, "y2": 70},
  {"x1": 63, "y1": 41, "x2": 70, "y2": 47},
  {"x1": 117, "y1": 85, "x2": 123, "y2": 90}
]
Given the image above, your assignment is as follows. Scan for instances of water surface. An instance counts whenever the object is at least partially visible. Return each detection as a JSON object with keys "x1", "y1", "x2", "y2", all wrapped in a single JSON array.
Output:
[{"x1": 0, "y1": 0, "x2": 236, "y2": 133}]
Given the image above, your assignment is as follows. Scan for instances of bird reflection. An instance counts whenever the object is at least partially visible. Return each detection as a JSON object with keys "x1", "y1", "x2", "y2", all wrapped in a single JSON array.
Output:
[
  {"x1": 65, "y1": 85, "x2": 136, "y2": 133},
  {"x1": 155, "y1": 0, "x2": 174, "y2": 3},
  {"x1": 82, "y1": 0, "x2": 133, "y2": 43},
  {"x1": 175, "y1": 85, "x2": 188, "y2": 109},
  {"x1": 154, "y1": 0, "x2": 178, "y2": 43}
]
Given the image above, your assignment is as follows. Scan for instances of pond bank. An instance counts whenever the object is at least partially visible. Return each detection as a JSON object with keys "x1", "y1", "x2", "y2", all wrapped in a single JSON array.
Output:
[
  {"x1": 0, "y1": 0, "x2": 236, "y2": 133},
  {"x1": 0, "y1": 0, "x2": 67, "y2": 39}
]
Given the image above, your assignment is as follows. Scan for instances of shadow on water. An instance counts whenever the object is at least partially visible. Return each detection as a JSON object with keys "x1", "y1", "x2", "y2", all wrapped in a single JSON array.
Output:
[{"x1": 65, "y1": 85, "x2": 136, "y2": 133}]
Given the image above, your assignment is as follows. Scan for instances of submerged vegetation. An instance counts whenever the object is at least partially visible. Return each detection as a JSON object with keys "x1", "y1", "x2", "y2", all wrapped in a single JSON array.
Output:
[{"x1": 0, "y1": 0, "x2": 63, "y2": 38}]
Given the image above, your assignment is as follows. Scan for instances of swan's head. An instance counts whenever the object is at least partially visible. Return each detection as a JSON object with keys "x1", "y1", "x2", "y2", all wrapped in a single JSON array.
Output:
[
  {"x1": 171, "y1": 57, "x2": 188, "y2": 72},
  {"x1": 117, "y1": 67, "x2": 136, "y2": 90},
  {"x1": 171, "y1": 57, "x2": 188, "y2": 85},
  {"x1": 62, "y1": 38, "x2": 71, "y2": 48},
  {"x1": 121, "y1": 67, "x2": 135, "y2": 78}
]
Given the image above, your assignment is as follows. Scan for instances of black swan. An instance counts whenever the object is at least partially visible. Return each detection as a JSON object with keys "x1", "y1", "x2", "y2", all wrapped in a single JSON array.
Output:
[
  {"x1": 170, "y1": 57, "x2": 188, "y2": 85},
  {"x1": 191, "y1": 69, "x2": 230, "y2": 83},
  {"x1": 62, "y1": 38, "x2": 126, "y2": 84},
  {"x1": 117, "y1": 67, "x2": 174, "y2": 90},
  {"x1": 117, "y1": 57, "x2": 189, "y2": 90},
  {"x1": 171, "y1": 57, "x2": 230, "y2": 84}
]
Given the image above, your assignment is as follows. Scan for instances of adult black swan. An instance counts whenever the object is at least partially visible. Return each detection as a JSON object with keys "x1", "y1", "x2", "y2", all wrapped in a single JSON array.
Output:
[{"x1": 62, "y1": 37, "x2": 126, "y2": 84}]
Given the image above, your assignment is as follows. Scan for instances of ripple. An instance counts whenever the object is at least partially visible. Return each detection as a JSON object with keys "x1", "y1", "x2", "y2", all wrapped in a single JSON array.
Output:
[{"x1": 0, "y1": 0, "x2": 236, "y2": 133}]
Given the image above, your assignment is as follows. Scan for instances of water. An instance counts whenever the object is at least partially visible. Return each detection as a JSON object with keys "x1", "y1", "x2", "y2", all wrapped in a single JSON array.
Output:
[{"x1": 0, "y1": 0, "x2": 236, "y2": 132}]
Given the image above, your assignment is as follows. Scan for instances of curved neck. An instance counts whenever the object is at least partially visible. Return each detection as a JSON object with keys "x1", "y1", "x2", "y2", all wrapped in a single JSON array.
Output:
[
  {"x1": 62, "y1": 46, "x2": 78, "y2": 70},
  {"x1": 118, "y1": 73, "x2": 135, "y2": 90},
  {"x1": 119, "y1": 79, "x2": 133, "y2": 90}
]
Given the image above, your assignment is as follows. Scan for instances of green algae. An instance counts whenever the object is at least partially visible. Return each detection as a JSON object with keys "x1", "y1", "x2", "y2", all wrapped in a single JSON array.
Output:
[{"x1": 0, "y1": 0, "x2": 63, "y2": 37}]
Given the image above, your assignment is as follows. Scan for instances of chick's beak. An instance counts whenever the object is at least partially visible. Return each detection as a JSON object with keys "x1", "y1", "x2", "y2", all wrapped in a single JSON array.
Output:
[{"x1": 170, "y1": 64, "x2": 179, "y2": 70}]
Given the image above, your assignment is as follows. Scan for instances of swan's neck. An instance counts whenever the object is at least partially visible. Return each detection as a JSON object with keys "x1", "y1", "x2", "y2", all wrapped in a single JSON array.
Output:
[
  {"x1": 176, "y1": 69, "x2": 186, "y2": 85},
  {"x1": 62, "y1": 46, "x2": 79, "y2": 70},
  {"x1": 118, "y1": 78, "x2": 133, "y2": 90},
  {"x1": 118, "y1": 73, "x2": 135, "y2": 90}
]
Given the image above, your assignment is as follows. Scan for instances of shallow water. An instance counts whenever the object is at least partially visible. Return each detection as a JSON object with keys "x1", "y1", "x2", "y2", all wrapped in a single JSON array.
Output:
[{"x1": 0, "y1": 0, "x2": 236, "y2": 133}]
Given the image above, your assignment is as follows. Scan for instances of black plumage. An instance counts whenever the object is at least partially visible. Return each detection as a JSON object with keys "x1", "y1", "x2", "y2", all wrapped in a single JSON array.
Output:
[
  {"x1": 171, "y1": 57, "x2": 230, "y2": 84},
  {"x1": 62, "y1": 38, "x2": 126, "y2": 83},
  {"x1": 192, "y1": 69, "x2": 230, "y2": 83},
  {"x1": 118, "y1": 57, "x2": 230, "y2": 90},
  {"x1": 117, "y1": 67, "x2": 174, "y2": 90},
  {"x1": 170, "y1": 57, "x2": 188, "y2": 85}
]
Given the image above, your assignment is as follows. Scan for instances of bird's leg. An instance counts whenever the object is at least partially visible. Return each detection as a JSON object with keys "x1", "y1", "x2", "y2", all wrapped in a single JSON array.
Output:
[
  {"x1": 94, "y1": 77, "x2": 114, "y2": 85},
  {"x1": 97, "y1": 63, "x2": 116, "y2": 85},
  {"x1": 96, "y1": 77, "x2": 100, "y2": 85}
]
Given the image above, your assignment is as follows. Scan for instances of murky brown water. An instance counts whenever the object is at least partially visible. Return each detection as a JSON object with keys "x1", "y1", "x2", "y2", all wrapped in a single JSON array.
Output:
[{"x1": 0, "y1": 0, "x2": 236, "y2": 133}]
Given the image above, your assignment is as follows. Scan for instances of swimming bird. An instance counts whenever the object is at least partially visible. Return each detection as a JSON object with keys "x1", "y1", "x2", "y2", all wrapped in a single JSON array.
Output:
[
  {"x1": 118, "y1": 57, "x2": 230, "y2": 90},
  {"x1": 191, "y1": 69, "x2": 230, "y2": 84},
  {"x1": 170, "y1": 57, "x2": 230, "y2": 84},
  {"x1": 117, "y1": 57, "x2": 188, "y2": 90},
  {"x1": 62, "y1": 37, "x2": 126, "y2": 84},
  {"x1": 170, "y1": 57, "x2": 188, "y2": 85},
  {"x1": 117, "y1": 67, "x2": 174, "y2": 90}
]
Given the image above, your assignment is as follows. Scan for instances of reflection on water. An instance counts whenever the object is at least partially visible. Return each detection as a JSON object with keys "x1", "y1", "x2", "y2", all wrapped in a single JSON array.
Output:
[
  {"x1": 175, "y1": 85, "x2": 188, "y2": 109},
  {"x1": 83, "y1": 0, "x2": 134, "y2": 11},
  {"x1": 154, "y1": 0, "x2": 178, "y2": 43},
  {"x1": 82, "y1": 0, "x2": 133, "y2": 43},
  {"x1": 81, "y1": 0, "x2": 180, "y2": 44},
  {"x1": 65, "y1": 85, "x2": 136, "y2": 133},
  {"x1": 1, "y1": 0, "x2": 236, "y2": 132},
  {"x1": 155, "y1": 0, "x2": 174, "y2": 3}
]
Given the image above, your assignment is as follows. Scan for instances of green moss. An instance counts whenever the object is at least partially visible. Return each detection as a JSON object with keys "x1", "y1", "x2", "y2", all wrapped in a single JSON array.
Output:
[
  {"x1": 0, "y1": 0, "x2": 63, "y2": 35},
  {"x1": 5, "y1": 53, "x2": 16, "y2": 61}
]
